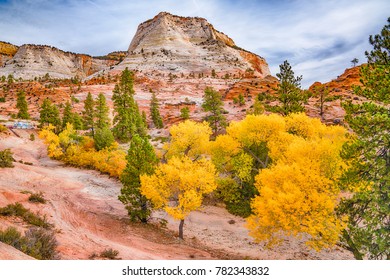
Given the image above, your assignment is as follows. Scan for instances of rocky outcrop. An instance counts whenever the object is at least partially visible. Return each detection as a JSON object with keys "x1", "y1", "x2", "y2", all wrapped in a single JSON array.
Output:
[
  {"x1": 309, "y1": 65, "x2": 362, "y2": 95},
  {"x1": 0, "y1": 44, "x2": 116, "y2": 80},
  {"x1": 115, "y1": 12, "x2": 270, "y2": 78}
]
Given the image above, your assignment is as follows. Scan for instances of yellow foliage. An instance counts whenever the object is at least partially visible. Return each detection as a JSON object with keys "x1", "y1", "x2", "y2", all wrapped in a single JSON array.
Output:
[
  {"x1": 232, "y1": 153, "x2": 253, "y2": 183},
  {"x1": 210, "y1": 134, "x2": 240, "y2": 171},
  {"x1": 245, "y1": 113, "x2": 348, "y2": 250},
  {"x1": 39, "y1": 126, "x2": 63, "y2": 159},
  {"x1": 227, "y1": 114, "x2": 286, "y2": 146},
  {"x1": 247, "y1": 162, "x2": 343, "y2": 250},
  {"x1": 58, "y1": 123, "x2": 76, "y2": 149},
  {"x1": 140, "y1": 156, "x2": 217, "y2": 221},
  {"x1": 39, "y1": 125, "x2": 126, "y2": 178},
  {"x1": 164, "y1": 120, "x2": 212, "y2": 160}
]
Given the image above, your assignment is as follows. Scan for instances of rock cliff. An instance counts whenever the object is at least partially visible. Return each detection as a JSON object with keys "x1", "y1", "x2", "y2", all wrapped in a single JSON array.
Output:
[
  {"x1": 115, "y1": 12, "x2": 270, "y2": 77},
  {"x1": 0, "y1": 44, "x2": 116, "y2": 80}
]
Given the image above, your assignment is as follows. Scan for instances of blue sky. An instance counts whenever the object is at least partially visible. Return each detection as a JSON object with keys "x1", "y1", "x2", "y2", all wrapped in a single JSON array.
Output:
[{"x1": 0, "y1": 0, "x2": 389, "y2": 87}]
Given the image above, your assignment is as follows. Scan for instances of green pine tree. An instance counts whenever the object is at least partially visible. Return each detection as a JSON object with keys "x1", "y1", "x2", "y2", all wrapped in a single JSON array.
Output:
[
  {"x1": 39, "y1": 98, "x2": 61, "y2": 133},
  {"x1": 150, "y1": 92, "x2": 163, "y2": 128},
  {"x1": 338, "y1": 17, "x2": 390, "y2": 260},
  {"x1": 16, "y1": 90, "x2": 30, "y2": 119},
  {"x1": 94, "y1": 126, "x2": 115, "y2": 151},
  {"x1": 118, "y1": 134, "x2": 158, "y2": 223},
  {"x1": 71, "y1": 113, "x2": 83, "y2": 130},
  {"x1": 62, "y1": 101, "x2": 74, "y2": 129},
  {"x1": 141, "y1": 111, "x2": 147, "y2": 128},
  {"x1": 82, "y1": 92, "x2": 95, "y2": 136},
  {"x1": 112, "y1": 68, "x2": 145, "y2": 142},
  {"x1": 180, "y1": 107, "x2": 190, "y2": 120},
  {"x1": 39, "y1": 98, "x2": 52, "y2": 127},
  {"x1": 273, "y1": 60, "x2": 306, "y2": 116},
  {"x1": 201, "y1": 87, "x2": 227, "y2": 136},
  {"x1": 95, "y1": 93, "x2": 110, "y2": 129}
]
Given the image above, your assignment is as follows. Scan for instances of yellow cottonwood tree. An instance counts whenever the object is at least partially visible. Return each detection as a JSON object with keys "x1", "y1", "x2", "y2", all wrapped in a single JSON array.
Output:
[
  {"x1": 39, "y1": 124, "x2": 63, "y2": 158},
  {"x1": 140, "y1": 156, "x2": 217, "y2": 239},
  {"x1": 246, "y1": 113, "x2": 348, "y2": 250},
  {"x1": 164, "y1": 120, "x2": 212, "y2": 160}
]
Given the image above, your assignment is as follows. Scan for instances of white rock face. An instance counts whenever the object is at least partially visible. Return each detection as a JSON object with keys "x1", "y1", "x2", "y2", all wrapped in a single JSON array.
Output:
[
  {"x1": 115, "y1": 12, "x2": 271, "y2": 77},
  {"x1": 0, "y1": 44, "x2": 112, "y2": 80}
]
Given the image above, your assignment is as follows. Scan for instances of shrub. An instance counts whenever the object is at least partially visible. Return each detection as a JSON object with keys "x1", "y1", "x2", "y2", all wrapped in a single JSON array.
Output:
[
  {"x1": 0, "y1": 203, "x2": 52, "y2": 229},
  {"x1": 0, "y1": 227, "x2": 58, "y2": 260},
  {"x1": 0, "y1": 149, "x2": 14, "y2": 168},
  {"x1": 180, "y1": 107, "x2": 190, "y2": 120},
  {"x1": 23, "y1": 227, "x2": 58, "y2": 260},
  {"x1": 94, "y1": 127, "x2": 115, "y2": 151},
  {"x1": 100, "y1": 248, "x2": 119, "y2": 260},
  {"x1": 0, "y1": 227, "x2": 23, "y2": 248},
  {"x1": 30, "y1": 133, "x2": 35, "y2": 141},
  {"x1": 28, "y1": 192, "x2": 46, "y2": 204}
]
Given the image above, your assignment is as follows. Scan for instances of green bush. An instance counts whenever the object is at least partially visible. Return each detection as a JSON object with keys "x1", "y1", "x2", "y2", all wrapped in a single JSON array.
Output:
[
  {"x1": 180, "y1": 107, "x2": 190, "y2": 120},
  {"x1": 0, "y1": 227, "x2": 23, "y2": 248},
  {"x1": 94, "y1": 127, "x2": 115, "y2": 151},
  {"x1": 0, "y1": 149, "x2": 14, "y2": 168},
  {"x1": 28, "y1": 192, "x2": 46, "y2": 204},
  {"x1": 0, "y1": 227, "x2": 58, "y2": 260},
  {"x1": 23, "y1": 227, "x2": 58, "y2": 260},
  {"x1": 215, "y1": 178, "x2": 254, "y2": 218},
  {"x1": 0, "y1": 203, "x2": 52, "y2": 229},
  {"x1": 30, "y1": 133, "x2": 35, "y2": 141}
]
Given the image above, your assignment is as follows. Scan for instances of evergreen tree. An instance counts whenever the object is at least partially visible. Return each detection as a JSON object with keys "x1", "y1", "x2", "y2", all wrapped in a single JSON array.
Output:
[
  {"x1": 71, "y1": 113, "x2": 83, "y2": 130},
  {"x1": 7, "y1": 74, "x2": 14, "y2": 85},
  {"x1": 338, "y1": 17, "x2": 390, "y2": 260},
  {"x1": 39, "y1": 98, "x2": 52, "y2": 127},
  {"x1": 62, "y1": 101, "x2": 73, "y2": 129},
  {"x1": 112, "y1": 68, "x2": 145, "y2": 142},
  {"x1": 180, "y1": 107, "x2": 190, "y2": 120},
  {"x1": 39, "y1": 98, "x2": 61, "y2": 133},
  {"x1": 82, "y1": 92, "x2": 95, "y2": 135},
  {"x1": 201, "y1": 87, "x2": 227, "y2": 136},
  {"x1": 274, "y1": 60, "x2": 306, "y2": 116},
  {"x1": 351, "y1": 58, "x2": 359, "y2": 67},
  {"x1": 141, "y1": 111, "x2": 147, "y2": 128},
  {"x1": 94, "y1": 126, "x2": 115, "y2": 151},
  {"x1": 150, "y1": 92, "x2": 163, "y2": 128},
  {"x1": 16, "y1": 90, "x2": 29, "y2": 119},
  {"x1": 95, "y1": 93, "x2": 110, "y2": 129},
  {"x1": 119, "y1": 134, "x2": 158, "y2": 223}
]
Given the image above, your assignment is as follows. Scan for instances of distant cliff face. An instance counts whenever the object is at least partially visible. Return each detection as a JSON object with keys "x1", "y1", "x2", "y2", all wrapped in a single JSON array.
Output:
[
  {"x1": 115, "y1": 12, "x2": 270, "y2": 77},
  {"x1": 0, "y1": 44, "x2": 116, "y2": 79}
]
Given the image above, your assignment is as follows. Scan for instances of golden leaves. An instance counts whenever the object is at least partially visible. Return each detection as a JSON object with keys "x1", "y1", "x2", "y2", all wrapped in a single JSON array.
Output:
[
  {"x1": 141, "y1": 156, "x2": 217, "y2": 221},
  {"x1": 242, "y1": 113, "x2": 348, "y2": 250}
]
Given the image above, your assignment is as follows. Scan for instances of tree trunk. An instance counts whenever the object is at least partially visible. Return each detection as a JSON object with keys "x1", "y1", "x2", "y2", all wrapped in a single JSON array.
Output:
[{"x1": 178, "y1": 219, "x2": 184, "y2": 239}]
